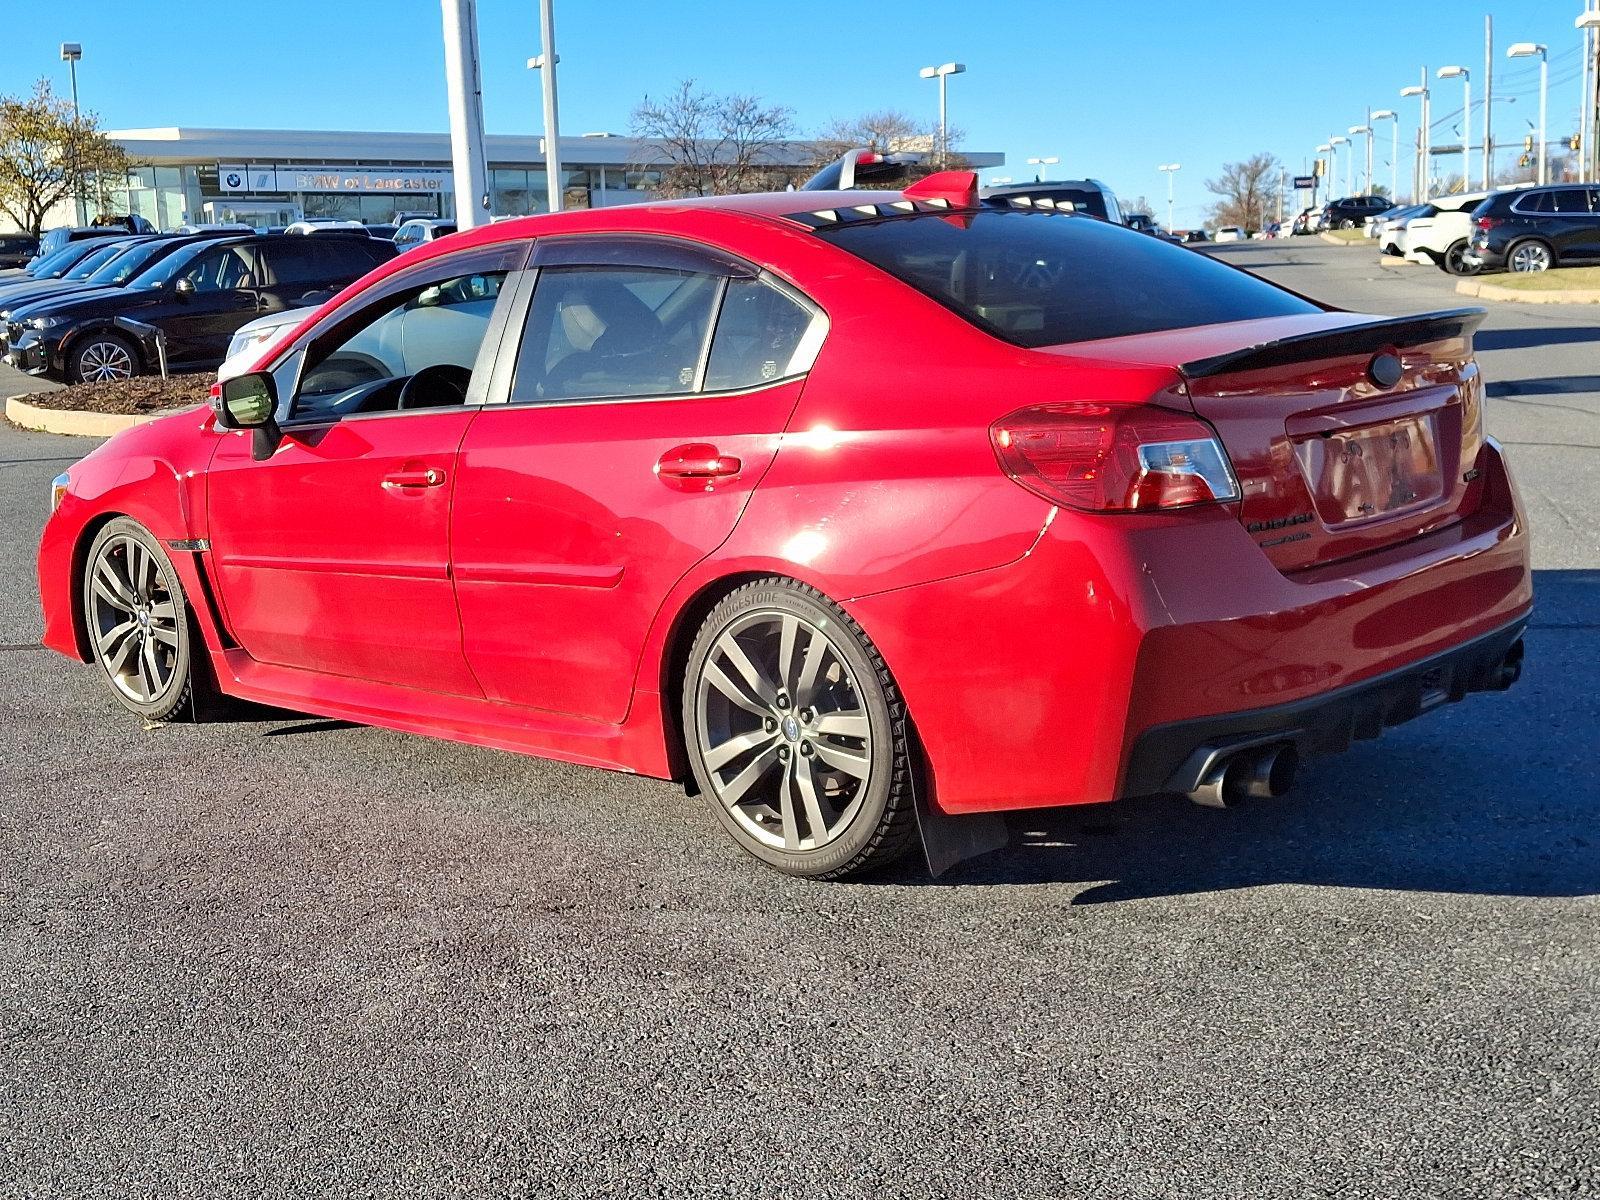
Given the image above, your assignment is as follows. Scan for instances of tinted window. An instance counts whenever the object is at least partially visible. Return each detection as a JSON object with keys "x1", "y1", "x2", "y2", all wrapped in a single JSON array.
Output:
[
  {"x1": 704, "y1": 278, "x2": 817, "y2": 390},
  {"x1": 180, "y1": 246, "x2": 256, "y2": 293},
  {"x1": 266, "y1": 238, "x2": 387, "y2": 285},
  {"x1": 512, "y1": 266, "x2": 720, "y2": 402},
  {"x1": 87, "y1": 239, "x2": 174, "y2": 286},
  {"x1": 817, "y1": 210, "x2": 1318, "y2": 347},
  {"x1": 63, "y1": 243, "x2": 130, "y2": 280},
  {"x1": 1553, "y1": 188, "x2": 1591, "y2": 214}
]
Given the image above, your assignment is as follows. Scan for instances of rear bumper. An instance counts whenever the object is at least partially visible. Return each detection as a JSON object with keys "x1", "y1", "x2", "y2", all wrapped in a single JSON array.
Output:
[
  {"x1": 845, "y1": 439, "x2": 1531, "y2": 816},
  {"x1": 1120, "y1": 615, "x2": 1526, "y2": 798}
]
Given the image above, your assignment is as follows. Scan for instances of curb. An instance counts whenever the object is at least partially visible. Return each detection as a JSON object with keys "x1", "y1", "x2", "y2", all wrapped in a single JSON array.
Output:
[
  {"x1": 4, "y1": 394, "x2": 175, "y2": 437},
  {"x1": 1377, "y1": 256, "x2": 1421, "y2": 270},
  {"x1": 1454, "y1": 278, "x2": 1600, "y2": 304},
  {"x1": 1318, "y1": 231, "x2": 1368, "y2": 247}
]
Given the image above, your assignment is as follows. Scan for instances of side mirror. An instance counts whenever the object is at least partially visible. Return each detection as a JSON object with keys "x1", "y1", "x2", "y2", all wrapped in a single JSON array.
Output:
[
  {"x1": 173, "y1": 277, "x2": 196, "y2": 300},
  {"x1": 216, "y1": 371, "x2": 283, "y2": 460}
]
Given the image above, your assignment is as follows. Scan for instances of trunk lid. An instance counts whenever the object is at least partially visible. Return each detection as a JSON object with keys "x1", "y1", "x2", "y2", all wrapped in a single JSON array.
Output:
[{"x1": 1045, "y1": 309, "x2": 1488, "y2": 572}]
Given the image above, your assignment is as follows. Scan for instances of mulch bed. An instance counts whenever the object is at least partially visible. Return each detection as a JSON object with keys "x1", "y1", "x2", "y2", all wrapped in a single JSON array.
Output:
[{"x1": 17, "y1": 376, "x2": 212, "y2": 416}]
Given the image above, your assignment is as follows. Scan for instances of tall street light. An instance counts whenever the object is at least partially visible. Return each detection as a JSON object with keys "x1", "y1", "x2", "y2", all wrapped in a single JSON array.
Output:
[
  {"x1": 1370, "y1": 110, "x2": 1398, "y2": 200},
  {"x1": 1157, "y1": 163, "x2": 1180, "y2": 231},
  {"x1": 1507, "y1": 42, "x2": 1548, "y2": 186},
  {"x1": 1401, "y1": 74, "x2": 1431, "y2": 200},
  {"x1": 1026, "y1": 155, "x2": 1059, "y2": 182},
  {"x1": 526, "y1": 0, "x2": 563, "y2": 213},
  {"x1": 918, "y1": 62, "x2": 966, "y2": 166},
  {"x1": 1438, "y1": 65, "x2": 1471, "y2": 191},
  {"x1": 1580, "y1": 9, "x2": 1600, "y2": 183},
  {"x1": 1348, "y1": 122, "x2": 1372, "y2": 193},
  {"x1": 1330, "y1": 135, "x2": 1351, "y2": 195},
  {"x1": 1316, "y1": 143, "x2": 1331, "y2": 206},
  {"x1": 60, "y1": 43, "x2": 83, "y2": 225}
]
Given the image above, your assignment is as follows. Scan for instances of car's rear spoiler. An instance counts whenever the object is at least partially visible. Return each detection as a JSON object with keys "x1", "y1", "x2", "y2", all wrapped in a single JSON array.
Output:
[{"x1": 1180, "y1": 307, "x2": 1487, "y2": 379}]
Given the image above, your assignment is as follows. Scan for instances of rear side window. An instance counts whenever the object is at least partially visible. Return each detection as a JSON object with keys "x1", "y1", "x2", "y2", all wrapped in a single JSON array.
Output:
[
  {"x1": 512, "y1": 266, "x2": 721, "y2": 402},
  {"x1": 704, "y1": 278, "x2": 816, "y2": 391},
  {"x1": 816, "y1": 210, "x2": 1318, "y2": 347}
]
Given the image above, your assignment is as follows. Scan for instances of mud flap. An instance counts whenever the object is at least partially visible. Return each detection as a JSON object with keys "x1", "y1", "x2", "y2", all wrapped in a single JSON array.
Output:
[{"x1": 908, "y1": 731, "x2": 1009, "y2": 877}]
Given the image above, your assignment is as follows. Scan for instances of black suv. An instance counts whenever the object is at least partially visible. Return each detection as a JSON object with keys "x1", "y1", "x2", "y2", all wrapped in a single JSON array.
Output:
[
  {"x1": 1320, "y1": 195, "x2": 1392, "y2": 229},
  {"x1": 1465, "y1": 185, "x2": 1600, "y2": 273},
  {"x1": 5, "y1": 234, "x2": 395, "y2": 383}
]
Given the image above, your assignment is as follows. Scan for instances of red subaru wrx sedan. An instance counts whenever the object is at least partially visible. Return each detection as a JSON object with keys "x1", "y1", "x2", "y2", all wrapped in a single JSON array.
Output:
[{"x1": 37, "y1": 172, "x2": 1532, "y2": 880}]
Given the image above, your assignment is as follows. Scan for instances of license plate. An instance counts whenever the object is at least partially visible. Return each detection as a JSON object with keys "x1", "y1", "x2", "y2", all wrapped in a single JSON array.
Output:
[{"x1": 1293, "y1": 414, "x2": 1444, "y2": 524}]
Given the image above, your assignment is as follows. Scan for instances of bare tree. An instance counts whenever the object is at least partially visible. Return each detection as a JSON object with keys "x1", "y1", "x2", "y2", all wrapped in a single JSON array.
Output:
[
  {"x1": 631, "y1": 80, "x2": 796, "y2": 196},
  {"x1": 1117, "y1": 193, "x2": 1154, "y2": 217},
  {"x1": 0, "y1": 79, "x2": 132, "y2": 235},
  {"x1": 806, "y1": 109, "x2": 969, "y2": 187},
  {"x1": 1205, "y1": 152, "x2": 1280, "y2": 230}
]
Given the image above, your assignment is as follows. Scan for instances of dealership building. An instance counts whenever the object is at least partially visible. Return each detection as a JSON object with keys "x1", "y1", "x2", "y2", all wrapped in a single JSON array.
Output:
[{"x1": 69, "y1": 127, "x2": 1003, "y2": 230}]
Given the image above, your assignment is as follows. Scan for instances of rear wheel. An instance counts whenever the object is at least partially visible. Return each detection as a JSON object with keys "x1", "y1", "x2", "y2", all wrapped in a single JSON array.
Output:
[
  {"x1": 68, "y1": 332, "x2": 140, "y2": 384},
  {"x1": 682, "y1": 579, "x2": 917, "y2": 879},
  {"x1": 82, "y1": 518, "x2": 200, "y2": 722},
  {"x1": 1442, "y1": 240, "x2": 1478, "y2": 276},
  {"x1": 1508, "y1": 239, "x2": 1555, "y2": 273}
]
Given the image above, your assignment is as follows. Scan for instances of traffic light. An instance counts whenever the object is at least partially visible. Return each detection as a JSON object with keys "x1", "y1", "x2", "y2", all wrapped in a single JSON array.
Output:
[
  {"x1": 1523, "y1": 134, "x2": 1534, "y2": 152},
  {"x1": 1572, "y1": 134, "x2": 1583, "y2": 152},
  {"x1": 1315, "y1": 158, "x2": 1326, "y2": 177},
  {"x1": 1518, "y1": 153, "x2": 1532, "y2": 168}
]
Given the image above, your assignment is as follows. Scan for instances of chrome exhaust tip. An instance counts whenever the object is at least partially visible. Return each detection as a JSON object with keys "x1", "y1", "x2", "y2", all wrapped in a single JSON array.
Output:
[{"x1": 1187, "y1": 743, "x2": 1299, "y2": 808}]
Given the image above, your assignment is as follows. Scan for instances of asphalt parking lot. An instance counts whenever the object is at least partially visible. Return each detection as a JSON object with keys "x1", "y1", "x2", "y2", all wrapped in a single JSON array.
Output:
[{"x1": 1, "y1": 241, "x2": 1596, "y2": 1198}]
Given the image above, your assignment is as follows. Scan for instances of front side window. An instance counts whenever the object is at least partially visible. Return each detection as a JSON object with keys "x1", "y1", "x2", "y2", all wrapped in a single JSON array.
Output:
[
  {"x1": 289, "y1": 245, "x2": 522, "y2": 423},
  {"x1": 181, "y1": 247, "x2": 256, "y2": 293},
  {"x1": 511, "y1": 266, "x2": 720, "y2": 403}
]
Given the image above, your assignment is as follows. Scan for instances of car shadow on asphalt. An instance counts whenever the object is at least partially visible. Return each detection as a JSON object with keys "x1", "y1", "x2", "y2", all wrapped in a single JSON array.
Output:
[
  {"x1": 1487, "y1": 375, "x2": 1600, "y2": 400},
  {"x1": 1476, "y1": 326, "x2": 1600, "y2": 352},
  {"x1": 903, "y1": 569, "x2": 1600, "y2": 903}
]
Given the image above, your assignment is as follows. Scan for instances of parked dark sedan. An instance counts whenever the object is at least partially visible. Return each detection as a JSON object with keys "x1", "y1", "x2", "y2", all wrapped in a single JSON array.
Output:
[
  {"x1": 0, "y1": 237, "x2": 149, "y2": 313},
  {"x1": 1465, "y1": 184, "x2": 1600, "y2": 273},
  {"x1": 5, "y1": 233, "x2": 395, "y2": 383},
  {"x1": 0, "y1": 233, "x2": 39, "y2": 269}
]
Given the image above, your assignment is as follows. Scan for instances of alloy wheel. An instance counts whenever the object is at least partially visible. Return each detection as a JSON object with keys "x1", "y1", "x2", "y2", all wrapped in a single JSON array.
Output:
[
  {"x1": 1510, "y1": 242, "x2": 1552, "y2": 273},
  {"x1": 694, "y1": 610, "x2": 873, "y2": 852},
  {"x1": 78, "y1": 339, "x2": 135, "y2": 382},
  {"x1": 88, "y1": 535, "x2": 181, "y2": 703}
]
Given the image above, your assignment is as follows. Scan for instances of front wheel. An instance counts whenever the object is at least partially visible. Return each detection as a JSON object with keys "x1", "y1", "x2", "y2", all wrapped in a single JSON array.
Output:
[
  {"x1": 682, "y1": 579, "x2": 918, "y2": 880},
  {"x1": 1508, "y1": 239, "x2": 1555, "y2": 273},
  {"x1": 82, "y1": 518, "x2": 201, "y2": 722},
  {"x1": 68, "y1": 332, "x2": 140, "y2": 384},
  {"x1": 1442, "y1": 240, "x2": 1479, "y2": 276}
]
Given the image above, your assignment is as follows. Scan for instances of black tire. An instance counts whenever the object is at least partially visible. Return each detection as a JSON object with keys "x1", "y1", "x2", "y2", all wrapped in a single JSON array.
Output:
[
  {"x1": 81, "y1": 517, "x2": 202, "y2": 722},
  {"x1": 681, "y1": 578, "x2": 917, "y2": 880},
  {"x1": 1339, "y1": 218, "x2": 1356, "y2": 230},
  {"x1": 68, "y1": 331, "x2": 141, "y2": 384},
  {"x1": 1441, "y1": 240, "x2": 1479, "y2": 276}
]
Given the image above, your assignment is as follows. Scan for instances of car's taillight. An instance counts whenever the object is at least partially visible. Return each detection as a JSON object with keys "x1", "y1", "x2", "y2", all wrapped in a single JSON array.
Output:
[
  {"x1": 990, "y1": 403, "x2": 1240, "y2": 512},
  {"x1": 1475, "y1": 217, "x2": 1503, "y2": 231}
]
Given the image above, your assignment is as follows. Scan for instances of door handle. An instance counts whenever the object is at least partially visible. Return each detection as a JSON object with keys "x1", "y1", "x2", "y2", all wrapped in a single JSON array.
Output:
[
  {"x1": 382, "y1": 467, "x2": 446, "y2": 489},
  {"x1": 655, "y1": 443, "x2": 742, "y2": 484}
]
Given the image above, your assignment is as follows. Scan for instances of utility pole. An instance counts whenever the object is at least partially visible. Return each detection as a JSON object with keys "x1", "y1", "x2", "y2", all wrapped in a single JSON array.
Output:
[
  {"x1": 60, "y1": 43, "x2": 84, "y2": 225},
  {"x1": 1483, "y1": 14, "x2": 1494, "y2": 189},
  {"x1": 529, "y1": 0, "x2": 564, "y2": 212},
  {"x1": 439, "y1": 0, "x2": 491, "y2": 230},
  {"x1": 1365, "y1": 107, "x2": 1373, "y2": 193}
]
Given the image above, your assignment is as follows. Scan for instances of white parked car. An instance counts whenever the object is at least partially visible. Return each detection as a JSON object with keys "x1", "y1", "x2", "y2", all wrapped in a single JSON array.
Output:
[
  {"x1": 1213, "y1": 226, "x2": 1246, "y2": 243},
  {"x1": 1371, "y1": 204, "x2": 1426, "y2": 255},
  {"x1": 392, "y1": 218, "x2": 458, "y2": 253},
  {"x1": 1398, "y1": 192, "x2": 1495, "y2": 275},
  {"x1": 284, "y1": 219, "x2": 367, "y2": 235}
]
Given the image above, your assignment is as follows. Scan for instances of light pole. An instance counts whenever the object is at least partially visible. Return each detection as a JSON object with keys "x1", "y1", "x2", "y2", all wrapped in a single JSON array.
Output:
[
  {"x1": 1026, "y1": 155, "x2": 1058, "y2": 182},
  {"x1": 1371, "y1": 110, "x2": 1398, "y2": 200},
  {"x1": 1158, "y1": 162, "x2": 1180, "y2": 231},
  {"x1": 1348, "y1": 122, "x2": 1372, "y2": 193},
  {"x1": 1580, "y1": 9, "x2": 1600, "y2": 183},
  {"x1": 60, "y1": 43, "x2": 83, "y2": 225},
  {"x1": 1438, "y1": 65, "x2": 1470, "y2": 191},
  {"x1": 1402, "y1": 74, "x2": 1431, "y2": 200},
  {"x1": 1315, "y1": 143, "x2": 1331, "y2": 206},
  {"x1": 439, "y1": 0, "x2": 490, "y2": 229},
  {"x1": 918, "y1": 62, "x2": 966, "y2": 166},
  {"x1": 525, "y1": 0, "x2": 563, "y2": 213},
  {"x1": 1506, "y1": 43, "x2": 1548, "y2": 186},
  {"x1": 1330, "y1": 135, "x2": 1350, "y2": 195}
]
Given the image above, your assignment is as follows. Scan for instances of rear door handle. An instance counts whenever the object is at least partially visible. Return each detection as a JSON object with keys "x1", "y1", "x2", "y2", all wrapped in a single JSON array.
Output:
[
  {"x1": 382, "y1": 467, "x2": 446, "y2": 489},
  {"x1": 655, "y1": 443, "x2": 742, "y2": 483}
]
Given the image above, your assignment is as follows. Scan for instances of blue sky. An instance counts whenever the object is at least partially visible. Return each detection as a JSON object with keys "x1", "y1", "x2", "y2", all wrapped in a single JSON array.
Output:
[{"x1": 2, "y1": 1, "x2": 1591, "y2": 223}]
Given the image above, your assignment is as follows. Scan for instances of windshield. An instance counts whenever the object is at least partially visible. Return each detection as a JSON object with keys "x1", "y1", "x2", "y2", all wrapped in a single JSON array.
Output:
[
  {"x1": 816, "y1": 209, "x2": 1318, "y2": 348},
  {"x1": 85, "y1": 239, "x2": 175, "y2": 286},
  {"x1": 64, "y1": 242, "x2": 135, "y2": 281},
  {"x1": 28, "y1": 246, "x2": 83, "y2": 276}
]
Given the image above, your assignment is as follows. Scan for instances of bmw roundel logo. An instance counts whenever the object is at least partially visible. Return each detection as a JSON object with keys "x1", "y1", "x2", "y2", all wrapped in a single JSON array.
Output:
[{"x1": 225, "y1": 172, "x2": 242, "y2": 188}]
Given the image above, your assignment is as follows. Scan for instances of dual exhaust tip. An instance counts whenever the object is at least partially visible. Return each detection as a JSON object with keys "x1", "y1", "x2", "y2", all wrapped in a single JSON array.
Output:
[{"x1": 1188, "y1": 743, "x2": 1299, "y2": 809}]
